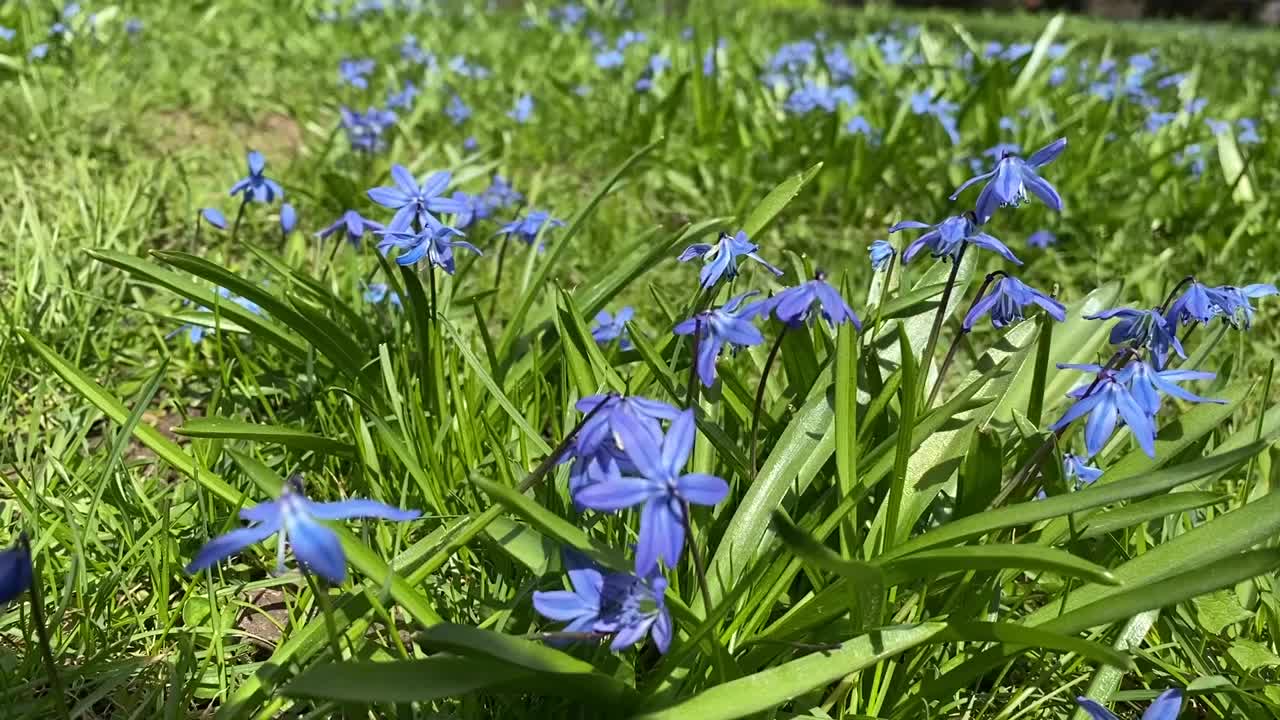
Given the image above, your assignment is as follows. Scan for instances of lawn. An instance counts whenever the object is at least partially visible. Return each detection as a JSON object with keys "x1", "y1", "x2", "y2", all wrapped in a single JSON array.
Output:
[{"x1": 1, "y1": 1, "x2": 1279, "y2": 719}]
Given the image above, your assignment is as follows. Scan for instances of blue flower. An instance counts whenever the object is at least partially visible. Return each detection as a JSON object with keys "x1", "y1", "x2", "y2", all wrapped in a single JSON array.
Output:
[
  {"x1": 482, "y1": 175, "x2": 523, "y2": 209},
  {"x1": 677, "y1": 230, "x2": 783, "y2": 288},
  {"x1": 674, "y1": 293, "x2": 765, "y2": 387},
  {"x1": 316, "y1": 210, "x2": 384, "y2": 247},
  {"x1": 1027, "y1": 230, "x2": 1056, "y2": 248},
  {"x1": 595, "y1": 49, "x2": 624, "y2": 69},
  {"x1": 1120, "y1": 360, "x2": 1222, "y2": 416},
  {"x1": 498, "y1": 210, "x2": 564, "y2": 247},
  {"x1": 229, "y1": 151, "x2": 284, "y2": 204},
  {"x1": 201, "y1": 208, "x2": 227, "y2": 231},
  {"x1": 950, "y1": 138, "x2": 1066, "y2": 223},
  {"x1": 0, "y1": 26, "x2": 16, "y2": 42},
  {"x1": 1237, "y1": 119, "x2": 1261, "y2": 145},
  {"x1": 869, "y1": 240, "x2": 894, "y2": 271},
  {"x1": 376, "y1": 224, "x2": 480, "y2": 274},
  {"x1": 186, "y1": 477, "x2": 419, "y2": 584},
  {"x1": 783, "y1": 82, "x2": 856, "y2": 115},
  {"x1": 1077, "y1": 688, "x2": 1182, "y2": 720},
  {"x1": 463, "y1": 136, "x2": 479, "y2": 152},
  {"x1": 0, "y1": 538, "x2": 33, "y2": 604},
  {"x1": 340, "y1": 106, "x2": 397, "y2": 153},
  {"x1": 889, "y1": 214, "x2": 1021, "y2": 265},
  {"x1": 280, "y1": 204, "x2": 297, "y2": 236},
  {"x1": 575, "y1": 410, "x2": 729, "y2": 575},
  {"x1": 367, "y1": 166, "x2": 465, "y2": 233},
  {"x1": 508, "y1": 94, "x2": 534, "y2": 124},
  {"x1": 400, "y1": 35, "x2": 434, "y2": 66},
  {"x1": 1085, "y1": 307, "x2": 1185, "y2": 368},
  {"x1": 747, "y1": 272, "x2": 862, "y2": 329},
  {"x1": 29, "y1": 44, "x2": 49, "y2": 61},
  {"x1": 533, "y1": 552, "x2": 673, "y2": 653},
  {"x1": 573, "y1": 394, "x2": 680, "y2": 460},
  {"x1": 592, "y1": 307, "x2": 634, "y2": 350},
  {"x1": 124, "y1": 18, "x2": 143, "y2": 35},
  {"x1": 1212, "y1": 283, "x2": 1278, "y2": 329},
  {"x1": 1063, "y1": 453, "x2": 1103, "y2": 487},
  {"x1": 963, "y1": 275, "x2": 1066, "y2": 331},
  {"x1": 447, "y1": 56, "x2": 491, "y2": 79},
  {"x1": 766, "y1": 41, "x2": 816, "y2": 76},
  {"x1": 1051, "y1": 366, "x2": 1155, "y2": 458},
  {"x1": 386, "y1": 81, "x2": 418, "y2": 111},
  {"x1": 1176, "y1": 143, "x2": 1206, "y2": 178},
  {"x1": 446, "y1": 191, "x2": 492, "y2": 230},
  {"x1": 445, "y1": 94, "x2": 471, "y2": 125},
  {"x1": 338, "y1": 58, "x2": 375, "y2": 88},
  {"x1": 845, "y1": 116, "x2": 880, "y2": 144},
  {"x1": 908, "y1": 92, "x2": 961, "y2": 145},
  {"x1": 1049, "y1": 67, "x2": 1069, "y2": 87},
  {"x1": 616, "y1": 30, "x2": 647, "y2": 51},
  {"x1": 363, "y1": 283, "x2": 401, "y2": 308}
]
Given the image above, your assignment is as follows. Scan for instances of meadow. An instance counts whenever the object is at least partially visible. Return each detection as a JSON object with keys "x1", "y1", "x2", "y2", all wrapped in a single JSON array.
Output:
[{"x1": 2, "y1": 1, "x2": 1280, "y2": 718}]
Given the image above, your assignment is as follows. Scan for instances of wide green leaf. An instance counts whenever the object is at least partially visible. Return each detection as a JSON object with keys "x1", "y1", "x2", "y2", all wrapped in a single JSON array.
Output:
[{"x1": 740, "y1": 161, "x2": 822, "y2": 238}]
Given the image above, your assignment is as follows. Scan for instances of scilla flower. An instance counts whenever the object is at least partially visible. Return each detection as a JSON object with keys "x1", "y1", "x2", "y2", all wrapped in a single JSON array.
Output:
[
  {"x1": 950, "y1": 138, "x2": 1067, "y2": 223},
  {"x1": 316, "y1": 210, "x2": 384, "y2": 247},
  {"x1": 1120, "y1": 359, "x2": 1222, "y2": 416},
  {"x1": 962, "y1": 275, "x2": 1065, "y2": 331},
  {"x1": 889, "y1": 214, "x2": 1021, "y2": 265},
  {"x1": 280, "y1": 203, "x2": 297, "y2": 236},
  {"x1": 367, "y1": 166, "x2": 466, "y2": 233},
  {"x1": 592, "y1": 307, "x2": 634, "y2": 350},
  {"x1": 186, "y1": 476, "x2": 419, "y2": 584},
  {"x1": 575, "y1": 410, "x2": 729, "y2": 575},
  {"x1": 0, "y1": 537, "x2": 33, "y2": 604},
  {"x1": 1212, "y1": 283, "x2": 1278, "y2": 329},
  {"x1": 868, "y1": 239, "x2": 894, "y2": 271},
  {"x1": 201, "y1": 208, "x2": 227, "y2": 231},
  {"x1": 678, "y1": 230, "x2": 783, "y2": 288},
  {"x1": 1063, "y1": 453, "x2": 1103, "y2": 487},
  {"x1": 533, "y1": 551, "x2": 672, "y2": 653},
  {"x1": 747, "y1": 272, "x2": 862, "y2": 329},
  {"x1": 1051, "y1": 365, "x2": 1155, "y2": 458},
  {"x1": 376, "y1": 223, "x2": 480, "y2": 274},
  {"x1": 674, "y1": 292, "x2": 764, "y2": 387},
  {"x1": 1076, "y1": 688, "x2": 1182, "y2": 720},
  {"x1": 229, "y1": 151, "x2": 284, "y2": 204},
  {"x1": 1085, "y1": 307, "x2": 1185, "y2": 368},
  {"x1": 498, "y1": 210, "x2": 564, "y2": 247}
]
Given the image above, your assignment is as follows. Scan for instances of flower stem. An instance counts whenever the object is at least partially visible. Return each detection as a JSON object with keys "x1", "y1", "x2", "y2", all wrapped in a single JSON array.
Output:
[
  {"x1": 685, "y1": 317, "x2": 702, "y2": 408},
  {"x1": 317, "y1": 239, "x2": 343, "y2": 284},
  {"x1": 681, "y1": 502, "x2": 715, "y2": 614},
  {"x1": 926, "y1": 271, "x2": 1001, "y2": 407},
  {"x1": 1159, "y1": 274, "x2": 1196, "y2": 313},
  {"x1": 229, "y1": 197, "x2": 250, "y2": 244},
  {"x1": 920, "y1": 243, "x2": 968, "y2": 404},
  {"x1": 303, "y1": 572, "x2": 345, "y2": 661},
  {"x1": 26, "y1": 545, "x2": 70, "y2": 720},
  {"x1": 750, "y1": 327, "x2": 788, "y2": 477}
]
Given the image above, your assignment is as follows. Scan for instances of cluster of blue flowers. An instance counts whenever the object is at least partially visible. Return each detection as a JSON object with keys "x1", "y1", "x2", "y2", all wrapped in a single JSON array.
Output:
[{"x1": 5, "y1": 2, "x2": 142, "y2": 62}]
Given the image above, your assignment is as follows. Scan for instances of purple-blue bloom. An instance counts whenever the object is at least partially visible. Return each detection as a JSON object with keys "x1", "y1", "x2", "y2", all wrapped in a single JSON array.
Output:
[
  {"x1": 316, "y1": 210, "x2": 384, "y2": 247},
  {"x1": 950, "y1": 138, "x2": 1066, "y2": 223},
  {"x1": 376, "y1": 223, "x2": 479, "y2": 273},
  {"x1": 845, "y1": 115, "x2": 880, "y2": 144},
  {"x1": 674, "y1": 292, "x2": 765, "y2": 387},
  {"x1": 592, "y1": 307, "x2": 634, "y2": 350},
  {"x1": 201, "y1": 208, "x2": 227, "y2": 230},
  {"x1": 338, "y1": 58, "x2": 375, "y2": 88},
  {"x1": 678, "y1": 230, "x2": 783, "y2": 289},
  {"x1": 963, "y1": 275, "x2": 1065, "y2": 331},
  {"x1": 340, "y1": 106, "x2": 397, "y2": 153},
  {"x1": 185, "y1": 477, "x2": 420, "y2": 584},
  {"x1": 1120, "y1": 359, "x2": 1222, "y2": 416},
  {"x1": 1063, "y1": 453, "x2": 1103, "y2": 487},
  {"x1": 889, "y1": 214, "x2": 1021, "y2": 265},
  {"x1": 367, "y1": 166, "x2": 465, "y2": 233},
  {"x1": 446, "y1": 191, "x2": 492, "y2": 230},
  {"x1": 746, "y1": 272, "x2": 862, "y2": 329},
  {"x1": 0, "y1": 26, "x2": 15, "y2": 42},
  {"x1": 869, "y1": 239, "x2": 894, "y2": 271},
  {"x1": 0, "y1": 539, "x2": 32, "y2": 604},
  {"x1": 363, "y1": 282, "x2": 401, "y2": 308},
  {"x1": 533, "y1": 552, "x2": 673, "y2": 653},
  {"x1": 1212, "y1": 283, "x2": 1278, "y2": 329},
  {"x1": 1027, "y1": 230, "x2": 1056, "y2": 248},
  {"x1": 1085, "y1": 307, "x2": 1185, "y2": 368},
  {"x1": 229, "y1": 151, "x2": 284, "y2": 204},
  {"x1": 1076, "y1": 688, "x2": 1182, "y2": 720},
  {"x1": 1051, "y1": 366, "x2": 1156, "y2": 458},
  {"x1": 574, "y1": 410, "x2": 729, "y2": 575},
  {"x1": 386, "y1": 81, "x2": 418, "y2": 111},
  {"x1": 280, "y1": 204, "x2": 297, "y2": 236},
  {"x1": 482, "y1": 175, "x2": 523, "y2": 209},
  {"x1": 498, "y1": 210, "x2": 564, "y2": 247},
  {"x1": 445, "y1": 94, "x2": 471, "y2": 125},
  {"x1": 508, "y1": 93, "x2": 534, "y2": 124}
]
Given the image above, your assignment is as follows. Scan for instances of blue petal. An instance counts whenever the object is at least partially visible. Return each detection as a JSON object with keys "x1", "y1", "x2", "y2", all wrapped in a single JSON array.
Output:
[
  {"x1": 1074, "y1": 698, "x2": 1121, "y2": 720},
  {"x1": 1141, "y1": 689, "x2": 1183, "y2": 720},
  {"x1": 575, "y1": 476, "x2": 659, "y2": 511},
  {"x1": 676, "y1": 473, "x2": 729, "y2": 506},
  {"x1": 289, "y1": 516, "x2": 347, "y2": 583},
  {"x1": 948, "y1": 170, "x2": 995, "y2": 201},
  {"x1": 1021, "y1": 169, "x2": 1063, "y2": 212},
  {"x1": 305, "y1": 498, "x2": 420, "y2": 522},
  {"x1": 247, "y1": 150, "x2": 265, "y2": 175},
  {"x1": 391, "y1": 164, "x2": 418, "y2": 195},
  {"x1": 368, "y1": 186, "x2": 408, "y2": 209},
  {"x1": 615, "y1": 411, "x2": 669, "y2": 480},
  {"x1": 533, "y1": 590, "x2": 596, "y2": 622},
  {"x1": 677, "y1": 244, "x2": 711, "y2": 262},
  {"x1": 0, "y1": 545, "x2": 33, "y2": 604},
  {"x1": 661, "y1": 410, "x2": 697, "y2": 475},
  {"x1": 201, "y1": 208, "x2": 227, "y2": 229},
  {"x1": 1027, "y1": 137, "x2": 1067, "y2": 167},
  {"x1": 636, "y1": 496, "x2": 683, "y2": 574},
  {"x1": 186, "y1": 522, "x2": 281, "y2": 574}
]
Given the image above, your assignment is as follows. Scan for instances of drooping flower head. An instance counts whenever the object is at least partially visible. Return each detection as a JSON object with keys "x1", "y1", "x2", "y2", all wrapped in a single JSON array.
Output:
[
  {"x1": 1085, "y1": 307, "x2": 1185, "y2": 368},
  {"x1": 674, "y1": 293, "x2": 765, "y2": 387},
  {"x1": 280, "y1": 203, "x2": 297, "y2": 236},
  {"x1": 1052, "y1": 365, "x2": 1156, "y2": 459},
  {"x1": 1211, "y1": 283, "x2": 1278, "y2": 329},
  {"x1": 376, "y1": 223, "x2": 479, "y2": 274},
  {"x1": 367, "y1": 166, "x2": 465, "y2": 233},
  {"x1": 963, "y1": 275, "x2": 1065, "y2": 331},
  {"x1": 229, "y1": 150, "x2": 284, "y2": 204},
  {"x1": 186, "y1": 476, "x2": 420, "y2": 584},
  {"x1": 316, "y1": 210, "x2": 384, "y2": 247},
  {"x1": 592, "y1": 307, "x2": 634, "y2": 350},
  {"x1": 1076, "y1": 688, "x2": 1182, "y2": 720},
  {"x1": 1027, "y1": 230, "x2": 1057, "y2": 248},
  {"x1": 1118, "y1": 359, "x2": 1223, "y2": 416},
  {"x1": 201, "y1": 208, "x2": 227, "y2": 231},
  {"x1": 533, "y1": 551, "x2": 672, "y2": 653},
  {"x1": 746, "y1": 272, "x2": 862, "y2": 329},
  {"x1": 950, "y1": 138, "x2": 1066, "y2": 224},
  {"x1": 0, "y1": 537, "x2": 33, "y2": 604},
  {"x1": 574, "y1": 410, "x2": 729, "y2": 575},
  {"x1": 889, "y1": 214, "x2": 1021, "y2": 265},
  {"x1": 498, "y1": 210, "x2": 564, "y2": 247},
  {"x1": 1063, "y1": 453, "x2": 1103, "y2": 487},
  {"x1": 508, "y1": 93, "x2": 534, "y2": 123},
  {"x1": 677, "y1": 230, "x2": 783, "y2": 289},
  {"x1": 869, "y1": 239, "x2": 895, "y2": 271}
]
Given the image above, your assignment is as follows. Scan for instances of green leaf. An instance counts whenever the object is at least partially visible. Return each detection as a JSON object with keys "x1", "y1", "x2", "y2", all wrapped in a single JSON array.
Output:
[
  {"x1": 740, "y1": 162, "x2": 823, "y2": 238},
  {"x1": 956, "y1": 427, "x2": 1003, "y2": 519},
  {"x1": 1011, "y1": 14, "x2": 1066, "y2": 100},
  {"x1": 1193, "y1": 589, "x2": 1254, "y2": 635},
  {"x1": 1077, "y1": 492, "x2": 1224, "y2": 539},
  {"x1": 1216, "y1": 128, "x2": 1255, "y2": 202},
  {"x1": 631, "y1": 623, "x2": 946, "y2": 720},
  {"x1": 1228, "y1": 639, "x2": 1280, "y2": 671},
  {"x1": 471, "y1": 476, "x2": 626, "y2": 571},
  {"x1": 483, "y1": 516, "x2": 556, "y2": 576},
  {"x1": 285, "y1": 656, "x2": 531, "y2": 703},
  {"x1": 174, "y1": 417, "x2": 355, "y2": 456},
  {"x1": 881, "y1": 545, "x2": 1119, "y2": 586},
  {"x1": 772, "y1": 511, "x2": 883, "y2": 631},
  {"x1": 941, "y1": 622, "x2": 1133, "y2": 670}
]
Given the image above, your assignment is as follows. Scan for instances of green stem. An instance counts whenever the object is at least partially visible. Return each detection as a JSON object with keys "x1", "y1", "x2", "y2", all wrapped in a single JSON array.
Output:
[
  {"x1": 27, "y1": 546, "x2": 70, "y2": 720},
  {"x1": 681, "y1": 502, "x2": 715, "y2": 614},
  {"x1": 750, "y1": 327, "x2": 788, "y2": 477},
  {"x1": 919, "y1": 242, "x2": 967, "y2": 400},
  {"x1": 304, "y1": 572, "x2": 345, "y2": 661},
  {"x1": 229, "y1": 197, "x2": 250, "y2": 244}
]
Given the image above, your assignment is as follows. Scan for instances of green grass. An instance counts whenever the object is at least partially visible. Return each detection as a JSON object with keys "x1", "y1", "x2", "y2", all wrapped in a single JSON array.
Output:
[{"x1": 2, "y1": 2, "x2": 1279, "y2": 719}]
